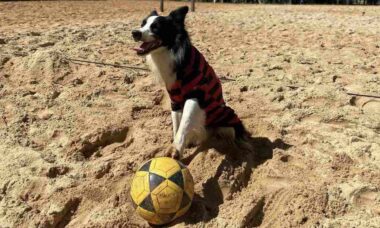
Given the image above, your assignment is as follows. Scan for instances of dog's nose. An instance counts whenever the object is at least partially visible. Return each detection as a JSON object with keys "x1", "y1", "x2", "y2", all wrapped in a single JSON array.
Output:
[{"x1": 132, "y1": 30, "x2": 142, "y2": 41}]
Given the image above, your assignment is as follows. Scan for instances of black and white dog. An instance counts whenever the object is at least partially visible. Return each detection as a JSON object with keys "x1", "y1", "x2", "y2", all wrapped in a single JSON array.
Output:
[{"x1": 132, "y1": 6, "x2": 251, "y2": 159}]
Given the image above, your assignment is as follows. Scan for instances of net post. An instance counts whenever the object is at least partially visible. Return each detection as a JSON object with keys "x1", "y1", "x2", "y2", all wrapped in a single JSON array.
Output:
[{"x1": 160, "y1": 0, "x2": 164, "y2": 12}]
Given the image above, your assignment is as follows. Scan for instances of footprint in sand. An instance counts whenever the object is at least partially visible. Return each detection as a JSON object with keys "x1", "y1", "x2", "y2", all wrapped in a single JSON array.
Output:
[
  {"x1": 362, "y1": 100, "x2": 380, "y2": 117},
  {"x1": 353, "y1": 189, "x2": 380, "y2": 215}
]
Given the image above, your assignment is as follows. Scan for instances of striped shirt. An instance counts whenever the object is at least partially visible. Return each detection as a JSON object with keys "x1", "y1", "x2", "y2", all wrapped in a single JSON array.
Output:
[{"x1": 168, "y1": 46, "x2": 241, "y2": 128}]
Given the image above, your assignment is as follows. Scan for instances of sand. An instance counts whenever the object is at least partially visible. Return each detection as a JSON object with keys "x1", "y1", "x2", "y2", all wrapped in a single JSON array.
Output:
[{"x1": 0, "y1": 1, "x2": 379, "y2": 227}]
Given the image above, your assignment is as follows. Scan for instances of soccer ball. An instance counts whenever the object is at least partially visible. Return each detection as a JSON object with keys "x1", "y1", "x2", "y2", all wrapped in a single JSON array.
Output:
[{"x1": 130, "y1": 157, "x2": 194, "y2": 225}]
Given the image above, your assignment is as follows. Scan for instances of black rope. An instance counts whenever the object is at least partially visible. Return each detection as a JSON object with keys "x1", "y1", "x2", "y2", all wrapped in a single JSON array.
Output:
[
  {"x1": 346, "y1": 92, "x2": 380, "y2": 99},
  {"x1": 65, "y1": 57, "x2": 238, "y2": 82},
  {"x1": 65, "y1": 57, "x2": 149, "y2": 71}
]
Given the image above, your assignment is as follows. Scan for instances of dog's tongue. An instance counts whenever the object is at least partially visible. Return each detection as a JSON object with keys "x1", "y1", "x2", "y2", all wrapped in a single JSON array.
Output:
[{"x1": 133, "y1": 42, "x2": 152, "y2": 54}]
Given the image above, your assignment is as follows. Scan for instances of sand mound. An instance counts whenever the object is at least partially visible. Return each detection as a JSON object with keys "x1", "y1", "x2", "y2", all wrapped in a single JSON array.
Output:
[{"x1": 22, "y1": 50, "x2": 70, "y2": 82}]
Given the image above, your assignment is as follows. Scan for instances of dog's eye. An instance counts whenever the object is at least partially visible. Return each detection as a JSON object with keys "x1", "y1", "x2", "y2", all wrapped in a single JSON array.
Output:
[
  {"x1": 141, "y1": 20, "x2": 147, "y2": 27},
  {"x1": 150, "y1": 23, "x2": 158, "y2": 33}
]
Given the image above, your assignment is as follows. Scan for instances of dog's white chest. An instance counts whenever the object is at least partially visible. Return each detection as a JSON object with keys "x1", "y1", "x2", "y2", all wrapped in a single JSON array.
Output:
[{"x1": 146, "y1": 48, "x2": 176, "y2": 89}]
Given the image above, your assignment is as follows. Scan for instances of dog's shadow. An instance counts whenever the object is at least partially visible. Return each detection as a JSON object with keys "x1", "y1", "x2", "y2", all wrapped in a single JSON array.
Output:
[{"x1": 170, "y1": 136, "x2": 292, "y2": 226}]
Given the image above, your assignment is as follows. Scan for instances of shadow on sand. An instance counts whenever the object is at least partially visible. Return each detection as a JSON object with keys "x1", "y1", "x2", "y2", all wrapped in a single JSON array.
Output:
[{"x1": 167, "y1": 136, "x2": 292, "y2": 226}]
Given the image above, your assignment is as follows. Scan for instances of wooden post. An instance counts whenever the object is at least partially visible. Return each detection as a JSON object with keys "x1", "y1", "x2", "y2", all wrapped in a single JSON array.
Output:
[
  {"x1": 160, "y1": 0, "x2": 164, "y2": 12},
  {"x1": 191, "y1": 0, "x2": 195, "y2": 12}
]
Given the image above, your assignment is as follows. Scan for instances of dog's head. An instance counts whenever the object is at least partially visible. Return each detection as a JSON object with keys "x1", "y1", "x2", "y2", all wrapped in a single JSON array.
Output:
[{"x1": 132, "y1": 6, "x2": 189, "y2": 55}]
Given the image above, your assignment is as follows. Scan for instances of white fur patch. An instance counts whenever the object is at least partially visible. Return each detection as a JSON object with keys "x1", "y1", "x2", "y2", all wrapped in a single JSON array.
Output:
[
  {"x1": 139, "y1": 16, "x2": 158, "y2": 42},
  {"x1": 174, "y1": 99, "x2": 206, "y2": 155},
  {"x1": 171, "y1": 111, "x2": 182, "y2": 139},
  {"x1": 146, "y1": 48, "x2": 177, "y2": 89},
  {"x1": 138, "y1": 16, "x2": 177, "y2": 87}
]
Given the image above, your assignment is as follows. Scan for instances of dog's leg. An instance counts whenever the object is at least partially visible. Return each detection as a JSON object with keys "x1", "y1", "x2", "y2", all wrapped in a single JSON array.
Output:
[
  {"x1": 174, "y1": 98, "x2": 206, "y2": 159},
  {"x1": 171, "y1": 111, "x2": 182, "y2": 140}
]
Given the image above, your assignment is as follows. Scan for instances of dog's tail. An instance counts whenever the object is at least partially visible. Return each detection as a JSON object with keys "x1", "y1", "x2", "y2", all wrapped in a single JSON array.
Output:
[
  {"x1": 213, "y1": 123, "x2": 253, "y2": 153},
  {"x1": 233, "y1": 122, "x2": 254, "y2": 152}
]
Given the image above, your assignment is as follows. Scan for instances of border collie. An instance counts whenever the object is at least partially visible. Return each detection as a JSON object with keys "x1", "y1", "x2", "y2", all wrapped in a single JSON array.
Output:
[{"x1": 132, "y1": 6, "x2": 251, "y2": 159}]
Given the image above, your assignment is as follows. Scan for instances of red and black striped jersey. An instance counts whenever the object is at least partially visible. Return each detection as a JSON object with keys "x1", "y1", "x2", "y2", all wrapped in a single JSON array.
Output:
[{"x1": 168, "y1": 46, "x2": 241, "y2": 128}]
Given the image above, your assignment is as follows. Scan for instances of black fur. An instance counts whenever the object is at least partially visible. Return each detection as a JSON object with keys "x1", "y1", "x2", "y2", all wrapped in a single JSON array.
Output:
[
  {"x1": 141, "y1": 10, "x2": 158, "y2": 27},
  {"x1": 142, "y1": 6, "x2": 192, "y2": 72}
]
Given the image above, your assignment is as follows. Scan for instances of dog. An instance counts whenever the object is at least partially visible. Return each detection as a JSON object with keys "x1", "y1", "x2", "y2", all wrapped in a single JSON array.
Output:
[{"x1": 132, "y1": 6, "x2": 251, "y2": 160}]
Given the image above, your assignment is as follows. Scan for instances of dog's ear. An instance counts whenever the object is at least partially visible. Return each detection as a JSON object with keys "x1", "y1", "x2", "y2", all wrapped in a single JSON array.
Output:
[
  {"x1": 169, "y1": 6, "x2": 189, "y2": 25},
  {"x1": 149, "y1": 10, "x2": 158, "y2": 17}
]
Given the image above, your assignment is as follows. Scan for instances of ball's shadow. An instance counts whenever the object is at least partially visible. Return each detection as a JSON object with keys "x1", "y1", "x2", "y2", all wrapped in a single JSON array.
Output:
[{"x1": 168, "y1": 136, "x2": 292, "y2": 226}]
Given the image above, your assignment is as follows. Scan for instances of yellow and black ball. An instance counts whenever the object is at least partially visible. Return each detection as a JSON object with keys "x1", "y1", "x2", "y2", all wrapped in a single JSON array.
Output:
[{"x1": 130, "y1": 157, "x2": 194, "y2": 225}]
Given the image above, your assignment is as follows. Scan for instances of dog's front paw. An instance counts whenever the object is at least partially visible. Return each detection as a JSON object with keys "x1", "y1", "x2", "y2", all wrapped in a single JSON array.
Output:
[{"x1": 164, "y1": 146, "x2": 181, "y2": 160}]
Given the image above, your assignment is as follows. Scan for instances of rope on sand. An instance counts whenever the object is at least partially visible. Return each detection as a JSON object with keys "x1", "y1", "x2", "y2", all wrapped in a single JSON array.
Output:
[
  {"x1": 63, "y1": 58, "x2": 380, "y2": 99},
  {"x1": 65, "y1": 57, "x2": 237, "y2": 82},
  {"x1": 346, "y1": 92, "x2": 380, "y2": 99},
  {"x1": 286, "y1": 85, "x2": 380, "y2": 99},
  {"x1": 65, "y1": 57, "x2": 150, "y2": 71}
]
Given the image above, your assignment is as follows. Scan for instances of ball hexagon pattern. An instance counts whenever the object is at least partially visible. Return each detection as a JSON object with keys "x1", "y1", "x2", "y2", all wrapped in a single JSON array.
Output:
[{"x1": 130, "y1": 157, "x2": 194, "y2": 225}]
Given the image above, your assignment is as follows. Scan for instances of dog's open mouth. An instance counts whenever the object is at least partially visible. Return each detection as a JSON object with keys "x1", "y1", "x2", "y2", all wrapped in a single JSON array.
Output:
[{"x1": 133, "y1": 40, "x2": 162, "y2": 55}]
